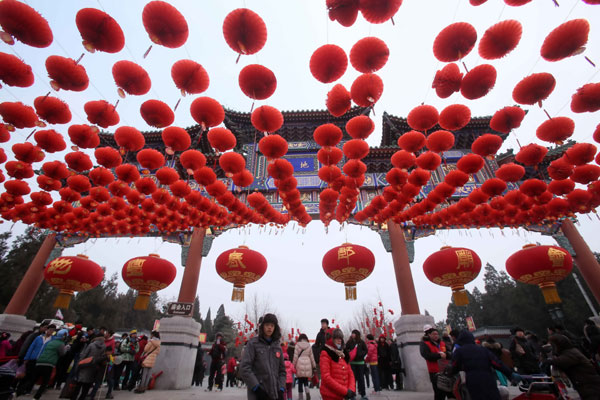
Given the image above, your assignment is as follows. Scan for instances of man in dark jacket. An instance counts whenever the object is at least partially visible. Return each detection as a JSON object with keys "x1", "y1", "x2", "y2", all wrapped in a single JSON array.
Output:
[
  {"x1": 192, "y1": 347, "x2": 206, "y2": 387},
  {"x1": 420, "y1": 325, "x2": 451, "y2": 400},
  {"x1": 32, "y1": 328, "x2": 68, "y2": 399},
  {"x1": 240, "y1": 313, "x2": 286, "y2": 400},
  {"x1": 312, "y1": 319, "x2": 329, "y2": 365},
  {"x1": 16, "y1": 322, "x2": 49, "y2": 396},
  {"x1": 345, "y1": 330, "x2": 368, "y2": 399},
  {"x1": 377, "y1": 335, "x2": 392, "y2": 390},
  {"x1": 388, "y1": 338, "x2": 403, "y2": 391},
  {"x1": 510, "y1": 327, "x2": 540, "y2": 374},
  {"x1": 72, "y1": 336, "x2": 107, "y2": 400},
  {"x1": 207, "y1": 332, "x2": 227, "y2": 391}
]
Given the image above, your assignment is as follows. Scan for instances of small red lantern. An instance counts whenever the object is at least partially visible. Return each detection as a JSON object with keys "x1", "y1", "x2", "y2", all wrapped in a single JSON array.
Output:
[
  {"x1": 423, "y1": 246, "x2": 482, "y2": 306},
  {"x1": 215, "y1": 245, "x2": 267, "y2": 302},
  {"x1": 44, "y1": 254, "x2": 104, "y2": 308},
  {"x1": 122, "y1": 254, "x2": 176, "y2": 310},
  {"x1": 506, "y1": 244, "x2": 573, "y2": 304},
  {"x1": 322, "y1": 243, "x2": 375, "y2": 300}
]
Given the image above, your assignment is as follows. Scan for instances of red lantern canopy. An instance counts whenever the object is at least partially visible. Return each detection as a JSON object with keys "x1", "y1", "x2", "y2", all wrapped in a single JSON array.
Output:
[
  {"x1": 322, "y1": 243, "x2": 375, "y2": 300},
  {"x1": 44, "y1": 254, "x2": 104, "y2": 308},
  {"x1": 423, "y1": 246, "x2": 482, "y2": 306},
  {"x1": 506, "y1": 244, "x2": 573, "y2": 304},
  {"x1": 215, "y1": 245, "x2": 267, "y2": 302},
  {"x1": 122, "y1": 254, "x2": 177, "y2": 310}
]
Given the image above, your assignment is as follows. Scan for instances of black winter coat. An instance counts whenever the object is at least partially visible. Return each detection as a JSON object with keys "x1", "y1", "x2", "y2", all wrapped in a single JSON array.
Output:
[
  {"x1": 377, "y1": 341, "x2": 391, "y2": 367},
  {"x1": 510, "y1": 336, "x2": 540, "y2": 374},
  {"x1": 312, "y1": 329, "x2": 326, "y2": 365},
  {"x1": 551, "y1": 347, "x2": 600, "y2": 399},
  {"x1": 451, "y1": 332, "x2": 514, "y2": 400},
  {"x1": 389, "y1": 341, "x2": 402, "y2": 372},
  {"x1": 344, "y1": 338, "x2": 368, "y2": 362}
]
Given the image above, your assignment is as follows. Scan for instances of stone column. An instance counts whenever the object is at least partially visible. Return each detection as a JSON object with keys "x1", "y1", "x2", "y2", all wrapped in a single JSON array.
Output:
[
  {"x1": 387, "y1": 221, "x2": 420, "y2": 315},
  {"x1": 177, "y1": 228, "x2": 206, "y2": 303},
  {"x1": 560, "y1": 219, "x2": 600, "y2": 304},
  {"x1": 395, "y1": 314, "x2": 435, "y2": 392}
]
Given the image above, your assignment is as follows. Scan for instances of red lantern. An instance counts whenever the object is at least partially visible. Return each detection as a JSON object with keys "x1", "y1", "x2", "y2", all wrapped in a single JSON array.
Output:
[
  {"x1": 140, "y1": 99, "x2": 174, "y2": 128},
  {"x1": 349, "y1": 37, "x2": 389, "y2": 73},
  {"x1": 432, "y1": 63, "x2": 463, "y2": 99},
  {"x1": 142, "y1": 1, "x2": 188, "y2": 48},
  {"x1": 0, "y1": 52, "x2": 34, "y2": 88},
  {"x1": 350, "y1": 73, "x2": 383, "y2": 107},
  {"x1": 506, "y1": 244, "x2": 573, "y2": 304},
  {"x1": 75, "y1": 8, "x2": 124, "y2": 53},
  {"x1": 513, "y1": 73, "x2": 556, "y2": 106},
  {"x1": 112, "y1": 61, "x2": 151, "y2": 96},
  {"x1": 326, "y1": 84, "x2": 351, "y2": 117},
  {"x1": 478, "y1": 19, "x2": 522, "y2": 60},
  {"x1": 45, "y1": 55, "x2": 89, "y2": 92},
  {"x1": 190, "y1": 97, "x2": 225, "y2": 129},
  {"x1": 84, "y1": 100, "x2": 120, "y2": 128},
  {"x1": 423, "y1": 246, "x2": 482, "y2": 306},
  {"x1": 322, "y1": 243, "x2": 375, "y2": 300},
  {"x1": 541, "y1": 19, "x2": 589, "y2": 62},
  {"x1": 0, "y1": 0, "x2": 53, "y2": 48},
  {"x1": 122, "y1": 254, "x2": 177, "y2": 310},
  {"x1": 460, "y1": 64, "x2": 496, "y2": 100},
  {"x1": 222, "y1": 8, "x2": 267, "y2": 57},
  {"x1": 490, "y1": 106, "x2": 525, "y2": 134},
  {"x1": 44, "y1": 254, "x2": 104, "y2": 308},
  {"x1": 238, "y1": 64, "x2": 277, "y2": 100},
  {"x1": 407, "y1": 105, "x2": 438, "y2": 132},
  {"x1": 215, "y1": 246, "x2": 267, "y2": 302},
  {"x1": 310, "y1": 44, "x2": 348, "y2": 84},
  {"x1": 34, "y1": 96, "x2": 71, "y2": 125},
  {"x1": 171, "y1": 59, "x2": 209, "y2": 95},
  {"x1": 433, "y1": 22, "x2": 477, "y2": 62}
]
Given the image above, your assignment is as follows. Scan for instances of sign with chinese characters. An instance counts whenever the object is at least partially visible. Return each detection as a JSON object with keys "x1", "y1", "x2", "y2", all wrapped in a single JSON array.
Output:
[
  {"x1": 47, "y1": 258, "x2": 73, "y2": 275},
  {"x1": 466, "y1": 316, "x2": 476, "y2": 332},
  {"x1": 167, "y1": 302, "x2": 194, "y2": 316}
]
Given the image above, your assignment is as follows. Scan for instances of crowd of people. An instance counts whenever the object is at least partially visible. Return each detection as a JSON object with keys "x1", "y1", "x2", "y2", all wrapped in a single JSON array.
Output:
[{"x1": 0, "y1": 322, "x2": 161, "y2": 399}]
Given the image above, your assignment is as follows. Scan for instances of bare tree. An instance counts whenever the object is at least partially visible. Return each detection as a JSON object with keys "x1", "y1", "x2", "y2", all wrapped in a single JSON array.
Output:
[{"x1": 345, "y1": 298, "x2": 398, "y2": 339}]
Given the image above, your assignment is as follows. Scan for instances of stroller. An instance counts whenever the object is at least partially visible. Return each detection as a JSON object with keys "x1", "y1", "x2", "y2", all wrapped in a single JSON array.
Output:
[
  {"x1": 513, "y1": 372, "x2": 571, "y2": 400},
  {"x1": 0, "y1": 357, "x2": 19, "y2": 400}
]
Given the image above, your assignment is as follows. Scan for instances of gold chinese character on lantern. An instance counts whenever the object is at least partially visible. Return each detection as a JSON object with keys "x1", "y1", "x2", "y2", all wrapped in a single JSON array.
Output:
[
  {"x1": 338, "y1": 246, "x2": 355, "y2": 263},
  {"x1": 126, "y1": 258, "x2": 145, "y2": 277},
  {"x1": 547, "y1": 248, "x2": 566, "y2": 268},
  {"x1": 456, "y1": 250, "x2": 474, "y2": 269},
  {"x1": 47, "y1": 258, "x2": 73, "y2": 275},
  {"x1": 227, "y1": 251, "x2": 246, "y2": 269}
]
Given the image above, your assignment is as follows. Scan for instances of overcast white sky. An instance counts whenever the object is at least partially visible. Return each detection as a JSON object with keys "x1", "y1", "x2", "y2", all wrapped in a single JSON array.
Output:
[{"x1": 1, "y1": 0, "x2": 599, "y2": 339}]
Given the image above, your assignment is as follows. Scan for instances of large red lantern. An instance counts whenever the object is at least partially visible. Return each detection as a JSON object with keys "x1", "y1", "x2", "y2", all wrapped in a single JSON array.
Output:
[
  {"x1": 506, "y1": 244, "x2": 573, "y2": 304},
  {"x1": 122, "y1": 254, "x2": 176, "y2": 310},
  {"x1": 322, "y1": 243, "x2": 375, "y2": 300},
  {"x1": 423, "y1": 246, "x2": 482, "y2": 306},
  {"x1": 44, "y1": 254, "x2": 104, "y2": 309},
  {"x1": 215, "y1": 246, "x2": 267, "y2": 302}
]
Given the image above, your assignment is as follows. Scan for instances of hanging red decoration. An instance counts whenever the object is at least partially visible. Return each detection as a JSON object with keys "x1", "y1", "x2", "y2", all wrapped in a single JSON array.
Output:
[
  {"x1": 12, "y1": 142, "x2": 44, "y2": 164},
  {"x1": 171, "y1": 60, "x2": 209, "y2": 95},
  {"x1": 140, "y1": 100, "x2": 174, "y2": 128},
  {"x1": 142, "y1": 1, "x2": 188, "y2": 48},
  {"x1": 251, "y1": 106, "x2": 284, "y2": 133},
  {"x1": 64, "y1": 151, "x2": 92, "y2": 172},
  {"x1": 239, "y1": 64, "x2": 277, "y2": 100},
  {"x1": 170, "y1": 180, "x2": 191, "y2": 197},
  {"x1": 515, "y1": 143, "x2": 548, "y2": 166},
  {"x1": 438, "y1": 104, "x2": 471, "y2": 131},
  {"x1": 310, "y1": 45, "x2": 348, "y2": 84},
  {"x1": 318, "y1": 147, "x2": 343, "y2": 166},
  {"x1": 457, "y1": 153, "x2": 484, "y2": 174},
  {"x1": 162, "y1": 126, "x2": 191, "y2": 152},
  {"x1": 216, "y1": 245, "x2": 267, "y2": 302},
  {"x1": 232, "y1": 170, "x2": 254, "y2": 188},
  {"x1": 548, "y1": 158, "x2": 574, "y2": 180},
  {"x1": 407, "y1": 105, "x2": 438, "y2": 132},
  {"x1": 536, "y1": 117, "x2": 574, "y2": 144},
  {"x1": 415, "y1": 151, "x2": 442, "y2": 171},
  {"x1": 0, "y1": 52, "x2": 34, "y2": 87},
  {"x1": 122, "y1": 254, "x2": 177, "y2": 309},
  {"x1": 268, "y1": 159, "x2": 294, "y2": 180},
  {"x1": 327, "y1": 0, "x2": 360, "y2": 27},
  {"x1": 326, "y1": 84, "x2": 352, "y2": 117},
  {"x1": 565, "y1": 143, "x2": 597, "y2": 166},
  {"x1": 34, "y1": 130, "x2": 66, "y2": 153},
  {"x1": 84, "y1": 100, "x2": 120, "y2": 129},
  {"x1": 45, "y1": 56, "x2": 89, "y2": 92},
  {"x1": 504, "y1": 0, "x2": 532, "y2": 5},
  {"x1": 115, "y1": 164, "x2": 140, "y2": 184},
  {"x1": 68, "y1": 124, "x2": 100, "y2": 149},
  {"x1": 190, "y1": 97, "x2": 225, "y2": 129},
  {"x1": 571, "y1": 164, "x2": 600, "y2": 185},
  {"x1": 343, "y1": 139, "x2": 370, "y2": 160},
  {"x1": 180, "y1": 150, "x2": 206, "y2": 172},
  {"x1": 433, "y1": 22, "x2": 477, "y2": 62},
  {"x1": 548, "y1": 179, "x2": 575, "y2": 196},
  {"x1": 0, "y1": 0, "x2": 53, "y2": 48},
  {"x1": 495, "y1": 163, "x2": 525, "y2": 182},
  {"x1": 359, "y1": 0, "x2": 402, "y2": 24},
  {"x1": 114, "y1": 126, "x2": 145, "y2": 152},
  {"x1": 136, "y1": 149, "x2": 165, "y2": 170},
  {"x1": 423, "y1": 246, "x2": 481, "y2": 306},
  {"x1": 0, "y1": 102, "x2": 40, "y2": 129},
  {"x1": 314, "y1": 124, "x2": 343, "y2": 147},
  {"x1": 322, "y1": 243, "x2": 375, "y2": 300},
  {"x1": 156, "y1": 167, "x2": 180, "y2": 185},
  {"x1": 513, "y1": 73, "x2": 556, "y2": 106},
  {"x1": 390, "y1": 150, "x2": 415, "y2": 170},
  {"x1": 481, "y1": 178, "x2": 507, "y2": 197},
  {"x1": 259, "y1": 135, "x2": 288, "y2": 159},
  {"x1": 75, "y1": 8, "x2": 125, "y2": 53},
  {"x1": 4, "y1": 180, "x2": 30, "y2": 196},
  {"x1": 5, "y1": 161, "x2": 33, "y2": 179},
  {"x1": 67, "y1": 175, "x2": 91, "y2": 193},
  {"x1": 42, "y1": 161, "x2": 70, "y2": 180},
  {"x1": 426, "y1": 130, "x2": 455, "y2": 153},
  {"x1": 520, "y1": 179, "x2": 547, "y2": 198},
  {"x1": 571, "y1": 82, "x2": 600, "y2": 113},
  {"x1": 350, "y1": 37, "x2": 389, "y2": 73},
  {"x1": 222, "y1": 8, "x2": 267, "y2": 57},
  {"x1": 34, "y1": 96, "x2": 71, "y2": 125},
  {"x1": 506, "y1": 244, "x2": 572, "y2": 304},
  {"x1": 350, "y1": 74, "x2": 383, "y2": 107},
  {"x1": 208, "y1": 127, "x2": 237, "y2": 152},
  {"x1": 397, "y1": 131, "x2": 426, "y2": 153},
  {"x1": 541, "y1": 19, "x2": 589, "y2": 62},
  {"x1": 112, "y1": 61, "x2": 151, "y2": 96},
  {"x1": 478, "y1": 20, "x2": 522, "y2": 60},
  {"x1": 445, "y1": 170, "x2": 469, "y2": 188},
  {"x1": 89, "y1": 167, "x2": 114, "y2": 186},
  {"x1": 135, "y1": 177, "x2": 157, "y2": 195},
  {"x1": 219, "y1": 152, "x2": 246, "y2": 176},
  {"x1": 460, "y1": 64, "x2": 496, "y2": 100},
  {"x1": 432, "y1": 63, "x2": 463, "y2": 99},
  {"x1": 490, "y1": 106, "x2": 525, "y2": 134},
  {"x1": 344, "y1": 115, "x2": 373, "y2": 140},
  {"x1": 471, "y1": 134, "x2": 503, "y2": 158},
  {"x1": 44, "y1": 255, "x2": 104, "y2": 308}
]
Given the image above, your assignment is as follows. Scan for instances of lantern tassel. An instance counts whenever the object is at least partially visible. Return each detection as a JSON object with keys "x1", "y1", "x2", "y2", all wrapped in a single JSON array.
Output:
[
  {"x1": 53, "y1": 290, "x2": 74, "y2": 309},
  {"x1": 539, "y1": 282, "x2": 562, "y2": 304},
  {"x1": 345, "y1": 283, "x2": 357, "y2": 301},
  {"x1": 452, "y1": 288, "x2": 469, "y2": 306},
  {"x1": 232, "y1": 284, "x2": 245, "y2": 302},
  {"x1": 134, "y1": 291, "x2": 151, "y2": 310}
]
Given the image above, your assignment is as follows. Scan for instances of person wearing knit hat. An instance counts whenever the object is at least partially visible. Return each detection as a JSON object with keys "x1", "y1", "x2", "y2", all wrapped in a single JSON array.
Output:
[
  {"x1": 240, "y1": 313, "x2": 286, "y2": 400},
  {"x1": 420, "y1": 325, "x2": 451, "y2": 399},
  {"x1": 319, "y1": 328, "x2": 355, "y2": 400}
]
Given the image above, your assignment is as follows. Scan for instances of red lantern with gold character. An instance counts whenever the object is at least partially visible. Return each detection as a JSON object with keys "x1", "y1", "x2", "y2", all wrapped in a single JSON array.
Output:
[
  {"x1": 122, "y1": 254, "x2": 176, "y2": 310},
  {"x1": 215, "y1": 245, "x2": 267, "y2": 302},
  {"x1": 44, "y1": 254, "x2": 104, "y2": 309},
  {"x1": 506, "y1": 244, "x2": 573, "y2": 304},
  {"x1": 423, "y1": 246, "x2": 482, "y2": 306},
  {"x1": 322, "y1": 243, "x2": 375, "y2": 300}
]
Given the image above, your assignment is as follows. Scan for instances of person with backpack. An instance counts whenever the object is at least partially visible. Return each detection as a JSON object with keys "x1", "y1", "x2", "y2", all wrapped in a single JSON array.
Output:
[
  {"x1": 207, "y1": 332, "x2": 227, "y2": 392},
  {"x1": 31, "y1": 328, "x2": 68, "y2": 399},
  {"x1": 345, "y1": 330, "x2": 368, "y2": 399},
  {"x1": 293, "y1": 334, "x2": 316, "y2": 400},
  {"x1": 134, "y1": 331, "x2": 161, "y2": 393},
  {"x1": 118, "y1": 330, "x2": 139, "y2": 390},
  {"x1": 71, "y1": 335, "x2": 107, "y2": 400}
]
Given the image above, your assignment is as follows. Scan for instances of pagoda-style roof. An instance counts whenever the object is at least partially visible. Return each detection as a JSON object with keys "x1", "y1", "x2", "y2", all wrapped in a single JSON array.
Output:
[
  {"x1": 496, "y1": 140, "x2": 575, "y2": 180},
  {"x1": 381, "y1": 112, "x2": 507, "y2": 149}
]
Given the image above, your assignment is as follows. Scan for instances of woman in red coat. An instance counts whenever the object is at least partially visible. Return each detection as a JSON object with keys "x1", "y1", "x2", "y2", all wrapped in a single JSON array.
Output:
[{"x1": 320, "y1": 328, "x2": 356, "y2": 400}]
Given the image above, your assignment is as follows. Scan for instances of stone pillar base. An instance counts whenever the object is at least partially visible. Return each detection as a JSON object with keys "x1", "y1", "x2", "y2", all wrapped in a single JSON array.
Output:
[
  {"x1": 153, "y1": 316, "x2": 201, "y2": 390},
  {"x1": 0, "y1": 314, "x2": 36, "y2": 338},
  {"x1": 395, "y1": 314, "x2": 435, "y2": 392}
]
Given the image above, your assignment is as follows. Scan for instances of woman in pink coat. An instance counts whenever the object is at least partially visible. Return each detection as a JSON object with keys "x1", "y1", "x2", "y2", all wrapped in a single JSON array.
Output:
[{"x1": 134, "y1": 331, "x2": 161, "y2": 393}]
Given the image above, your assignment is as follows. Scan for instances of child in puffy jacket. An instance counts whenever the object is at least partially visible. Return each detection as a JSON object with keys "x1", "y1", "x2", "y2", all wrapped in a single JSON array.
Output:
[{"x1": 284, "y1": 353, "x2": 296, "y2": 400}]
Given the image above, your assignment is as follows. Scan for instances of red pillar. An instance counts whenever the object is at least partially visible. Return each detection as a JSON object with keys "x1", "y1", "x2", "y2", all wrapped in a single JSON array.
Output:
[
  {"x1": 561, "y1": 219, "x2": 600, "y2": 304},
  {"x1": 177, "y1": 228, "x2": 206, "y2": 304},
  {"x1": 4, "y1": 233, "x2": 57, "y2": 315},
  {"x1": 387, "y1": 221, "x2": 420, "y2": 315}
]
